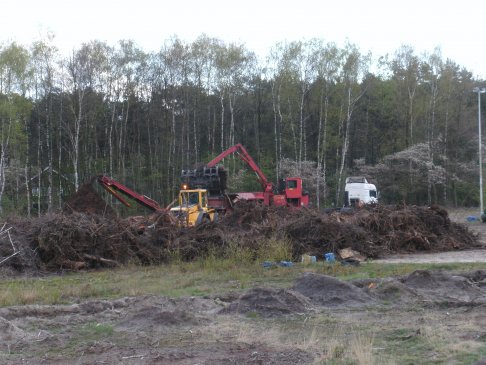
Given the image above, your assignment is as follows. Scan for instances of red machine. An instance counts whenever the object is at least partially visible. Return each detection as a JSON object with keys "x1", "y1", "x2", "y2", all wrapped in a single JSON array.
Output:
[
  {"x1": 181, "y1": 144, "x2": 309, "y2": 212},
  {"x1": 96, "y1": 175, "x2": 164, "y2": 212}
]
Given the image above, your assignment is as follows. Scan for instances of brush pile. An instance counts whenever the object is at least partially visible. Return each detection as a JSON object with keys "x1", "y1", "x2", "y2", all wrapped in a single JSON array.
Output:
[
  {"x1": 0, "y1": 183, "x2": 482, "y2": 275},
  {"x1": 179, "y1": 202, "x2": 478, "y2": 260}
]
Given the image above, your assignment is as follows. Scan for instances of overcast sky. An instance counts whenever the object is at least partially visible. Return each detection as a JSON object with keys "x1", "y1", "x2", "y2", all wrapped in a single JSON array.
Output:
[{"x1": 1, "y1": 0, "x2": 485, "y2": 78}]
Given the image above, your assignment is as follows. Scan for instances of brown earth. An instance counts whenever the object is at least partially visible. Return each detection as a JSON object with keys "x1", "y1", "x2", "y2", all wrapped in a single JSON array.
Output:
[
  {"x1": 0, "y1": 270, "x2": 485, "y2": 364},
  {"x1": 63, "y1": 179, "x2": 117, "y2": 218}
]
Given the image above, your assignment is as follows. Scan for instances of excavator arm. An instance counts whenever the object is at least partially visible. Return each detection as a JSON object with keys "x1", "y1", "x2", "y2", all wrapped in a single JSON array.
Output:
[
  {"x1": 206, "y1": 144, "x2": 273, "y2": 192},
  {"x1": 97, "y1": 175, "x2": 164, "y2": 212}
]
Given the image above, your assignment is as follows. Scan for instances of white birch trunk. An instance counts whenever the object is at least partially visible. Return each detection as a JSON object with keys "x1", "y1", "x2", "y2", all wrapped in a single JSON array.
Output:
[
  {"x1": 109, "y1": 103, "x2": 116, "y2": 177},
  {"x1": 73, "y1": 92, "x2": 82, "y2": 191},
  {"x1": 0, "y1": 141, "x2": 9, "y2": 215},
  {"x1": 316, "y1": 92, "x2": 329, "y2": 208},
  {"x1": 46, "y1": 109, "x2": 53, "y2": 212},
  {"x1": 193, "y1": 110, "x2": 198, "y2": 164},
  {"x1": 271, "y1": 81, "x2": 279, "y2": 181},
  {"x1": 220, "y1": 93, "x2": 225, "y2": 151},
  {"x1": 229, "y1": 93, "x2": 235, "y2": 148},
  {"x1": 337, "y1": 88, "x2": 352, "y2": 201},
  {"x1": 287, "y1": 97, "x2": 298, "y2": 161}
]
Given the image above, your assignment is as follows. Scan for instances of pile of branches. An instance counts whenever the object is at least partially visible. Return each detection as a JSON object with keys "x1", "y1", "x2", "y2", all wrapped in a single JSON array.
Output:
[
  {"x1": 1, "y1": 212, "x2": 180, "y2": 275},
  {"x1": 0, "y1": 222, "x2": 40, "y2": 275},
  {"x1": 0, "y1": 201, "x2": 481, "y2": 275},
  {"x1": 278, "y1": 203, "x2": 478, "y2": 258},
  {"x1": 161, "y1": 202, "x2": 481, "y2": 261}
]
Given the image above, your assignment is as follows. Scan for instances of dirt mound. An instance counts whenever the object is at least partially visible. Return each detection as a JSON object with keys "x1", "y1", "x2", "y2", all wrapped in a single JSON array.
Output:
[
  {"x1": 462, "y1": 270, "x2": 486, "y2": 287},
  {"x1": 400, "y1": 270, "x2": 486, "y2": 305},
  {"x1": 364, "y1": 279, "x2": 421, "y2": 304},
  {"x1": 292, "y1": 272, "x2": 374, "y2": 307},
  {"x1": 115, "y1": 295, "x2": 219, "y2": 330},
  {"x1": 118, "y1": 306, "x2": 203, "y2": 329},
  {"x1": 63, "y1": 180, "x2": 116, "y2": 217},
  {"x1": 353, "y1": 270, "x2": 486, "y2": 307},
  {"x1": 221, "y1": 287, "x2": 314, "y2": 317},
  {"x1": 225, "y1": 270, "x2": 486, "y2": 315}
]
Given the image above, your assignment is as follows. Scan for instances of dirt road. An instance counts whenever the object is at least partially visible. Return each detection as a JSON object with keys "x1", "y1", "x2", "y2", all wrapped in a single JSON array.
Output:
[{"x1": 374, "y1": 249, "x2": 486, "y2": 263}]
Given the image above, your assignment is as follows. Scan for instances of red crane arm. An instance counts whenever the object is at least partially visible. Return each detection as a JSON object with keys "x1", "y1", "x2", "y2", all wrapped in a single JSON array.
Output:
[
  {"x1": 206, "y1": 144, "x2": 273, "y2": 192},
  {"x1": 97, "y1": 175, "x2": 164, "y2": 212}
]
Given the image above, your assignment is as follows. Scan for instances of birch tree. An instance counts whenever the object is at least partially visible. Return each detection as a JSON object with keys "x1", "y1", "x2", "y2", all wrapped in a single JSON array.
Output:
[
  {"x1": 312, "y1": 40, "x2": 341, "y2": 207},
  {"x1": 190, "y1": 35, "x2": 216, "y2": 162},
  {"x1": 213, "y1": 42, "x2": 256, "y2": 180},
  {"x1": 335, "y1": 44, "x2": 370, "y2": 202},
  {"x1": 421, "y1": 48, "x2": 442, "y2": 204},
  {"x1": 270, "y1": 42, "x2": 304, "y2": 163},
  {"x1": 0, "y1": 43, "x2": 30, "y2": 214},
  {"x1": 214, "y1": 43, "x2": 251, "y2": 151},
  {"x1": 31, "y1": 39, "x2": 58, "y2": 212},
  {"x1": 390, "y1": 45, "x2": 420, "y2": 147},
  {"x1": 65, "y1": 46, "x2": 90, "y2": 190},
  {"x1": 267, "y1": 46, "x2": 284, "y2": 181}
]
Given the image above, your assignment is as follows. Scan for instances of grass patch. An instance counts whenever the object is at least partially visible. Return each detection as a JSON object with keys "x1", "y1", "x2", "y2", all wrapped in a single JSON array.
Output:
[
  {"x1": 0, "y1": 261, "x2": 484, "y2": 307},
  {"x1": 83, "y1": 322, "x2": 114, "y2": 337}
]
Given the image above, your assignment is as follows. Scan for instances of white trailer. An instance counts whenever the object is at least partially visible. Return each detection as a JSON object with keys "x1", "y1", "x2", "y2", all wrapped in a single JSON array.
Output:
[{"x1": 344, "y1": 176, "x2": 378, "y2": 207}]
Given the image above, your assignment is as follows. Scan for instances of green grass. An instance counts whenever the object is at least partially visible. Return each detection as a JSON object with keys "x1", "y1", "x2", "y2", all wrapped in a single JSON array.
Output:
[
  {"x1": 82, "y1": 322, "x2": 114, "y2": 337},
  {"x1": 0, "y1": 260, "x2": 484, "y2": 307}
]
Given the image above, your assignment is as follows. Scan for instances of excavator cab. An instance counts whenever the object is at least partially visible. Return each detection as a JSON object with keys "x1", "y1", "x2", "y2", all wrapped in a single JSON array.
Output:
[
  {"x1": 170, "y1": 187, "x2": 216, "y2": 226},
  {"x1": 284, "y1": 178, "x2": 309, "y2": 207},
  {"x1": 181, "y1": 191, "x2": 202, "y2": 206}
]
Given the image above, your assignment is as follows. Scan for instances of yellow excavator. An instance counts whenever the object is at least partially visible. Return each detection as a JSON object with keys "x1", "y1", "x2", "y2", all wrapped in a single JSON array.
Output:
[
  {"x1": 169, "y1": 185, "x2": 217, "y2": 227},
  {"x1": 97, "y1": 176, "x2": 216, "y2": 227}
]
